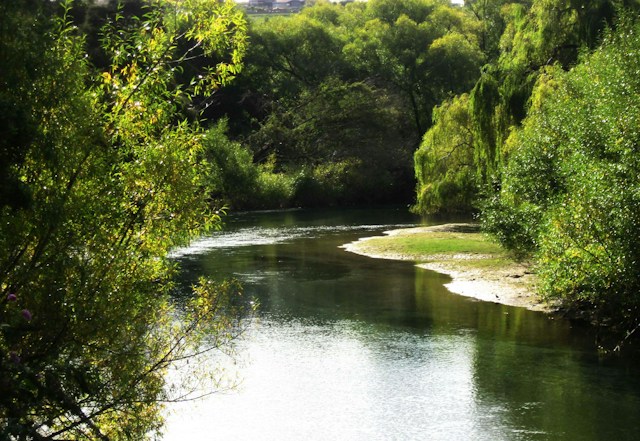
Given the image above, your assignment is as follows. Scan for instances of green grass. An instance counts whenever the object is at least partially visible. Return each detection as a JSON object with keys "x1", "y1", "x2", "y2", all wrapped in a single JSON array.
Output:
[
  {"x1": 397, "y1": 233, "x2": 503, "y2": 256},
  {"x1": 363, "y1": 232, "x2": 506, "y2": 260},
  {"x1": 354, "y1": 228, "x2": 532, "y2": 279}
]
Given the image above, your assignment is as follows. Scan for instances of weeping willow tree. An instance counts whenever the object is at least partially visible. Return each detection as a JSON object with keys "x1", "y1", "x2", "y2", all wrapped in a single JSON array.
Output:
[
  {"x1": 485, "y1": 13, "x2": 640, "y2": 352},
  {"x1": 413, "y1": 94, "x2": 478, "y2": 214},
  {"x1": 467, "y1": 0, "x2": 626, "y2": 193},
  {"x1": 0, "y1": 0, "x2": 251, "y2": 438}
]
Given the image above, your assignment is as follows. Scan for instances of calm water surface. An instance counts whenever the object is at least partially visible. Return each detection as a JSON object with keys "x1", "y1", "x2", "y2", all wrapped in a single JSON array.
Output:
[{"x1": 163, "y1": 208, "x2": 640, "y2": 440}]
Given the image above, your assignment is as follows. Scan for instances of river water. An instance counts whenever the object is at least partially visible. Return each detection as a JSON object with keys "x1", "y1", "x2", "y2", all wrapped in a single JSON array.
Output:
[{"x1": 163, "y1": 208, "x2": 640, "y2": 440}]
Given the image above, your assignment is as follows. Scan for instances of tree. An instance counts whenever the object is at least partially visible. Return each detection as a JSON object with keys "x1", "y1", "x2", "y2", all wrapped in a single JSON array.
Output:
[
  {"x1": 484, "y1": 13, "x2": 640, "y2": 351},
  {"x1": 344, "y1": 0, "x2": 484, "y2": 138},
  {"x1": 464, "y1": 0, "x2": 532, "y2": 59},
  {"x1": 413, "y1": 94, "x2": 477, "y2": 214},
  {"x1": 220, "y1": 0, "x2": 486, "y2": 207},
  {"x1": 0, "y1": 0, "x2": 250, "y2": 438},
  {"x1": 467, "y1": 0, "x2": 631, "y2": 194},
  {"x1": 246, "y1": 76, "x2": 414, "y2": 206},
  {"x1": 245, "y1": 12, "x2": 347, "y2": 101}
]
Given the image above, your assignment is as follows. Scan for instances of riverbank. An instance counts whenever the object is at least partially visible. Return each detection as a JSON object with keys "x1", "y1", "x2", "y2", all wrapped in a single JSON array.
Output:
[{"x1": 341, "y1": 223, "x2": 551, "y2": 312}]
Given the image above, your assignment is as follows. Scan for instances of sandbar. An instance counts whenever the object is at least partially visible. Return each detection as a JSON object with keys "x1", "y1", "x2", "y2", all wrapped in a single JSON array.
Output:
[{"x1": 341, "y1": 224, "x2": 551, "y2": 312}]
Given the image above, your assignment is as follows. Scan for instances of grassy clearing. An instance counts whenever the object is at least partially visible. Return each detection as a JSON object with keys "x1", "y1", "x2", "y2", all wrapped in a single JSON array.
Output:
[
  {"x1": 359, "y1": 231, "x2": 506, "y2": 261},
  {"x1": 344, "y1": 224, "x2": 543, "y2": 311},
  {"x1": 350, "y1": 227, "x2": 532, "y2": 275},
  {"x1": 393, "y1": 232, "x2": 503, "y2": 257}
]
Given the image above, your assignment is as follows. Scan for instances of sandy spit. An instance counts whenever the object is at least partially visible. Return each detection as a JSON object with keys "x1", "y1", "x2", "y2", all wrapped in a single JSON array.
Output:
[{"x1": 340, "y1": 224, "x2": 551, "y2": 312}]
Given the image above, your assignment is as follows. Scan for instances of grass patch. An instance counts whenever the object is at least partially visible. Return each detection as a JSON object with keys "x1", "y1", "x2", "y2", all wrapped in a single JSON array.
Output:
[
  {"x1": 346, "y1": 226, "x2": 541, "y2": 310},
  {"x1": 361, "y1": 232, "x2": 505, "y2": 260},
  {"x1": 455, "y1": 256, "x2": 514, "y2": 268},
  {"x1": 396, "y1": 233, "x2": 503, "y2": 256}
]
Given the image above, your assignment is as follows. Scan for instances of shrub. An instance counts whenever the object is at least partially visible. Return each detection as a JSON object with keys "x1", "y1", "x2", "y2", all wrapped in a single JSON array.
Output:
[{"x1": 486, "y1": 14, "x2": 640, "y2": 350}]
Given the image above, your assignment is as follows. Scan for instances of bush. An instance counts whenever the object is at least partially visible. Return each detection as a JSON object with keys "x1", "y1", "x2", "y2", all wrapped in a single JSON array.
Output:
[
  {"x1": 537, "y1": 169, "x2": 640, "y2": 316},
  {"x1": 486, "y1": 14, "x2": 640, "y2": 350},
  {"x1": 254, "y1": 167, "x2": 296, "y2": 209},
  {"x1": 293, "y1": 160, "x2": 359, "y2": 207},
  {"x1": 480, "y1": 195, "x2": 543, "y2": 257},
  {"x1": 203, "y1": 121, "x2": 259, "y2": 209}
]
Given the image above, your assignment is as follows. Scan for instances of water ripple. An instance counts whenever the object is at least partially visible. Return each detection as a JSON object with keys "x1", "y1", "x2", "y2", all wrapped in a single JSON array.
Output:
[{"x1": 169, "y1": 223, "x2": 415, "y2": 258}]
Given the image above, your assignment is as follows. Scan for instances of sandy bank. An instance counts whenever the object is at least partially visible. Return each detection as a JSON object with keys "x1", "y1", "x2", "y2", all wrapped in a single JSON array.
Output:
[{"x1": 341, "y1": 224, "x2": 551, "y2": 312}]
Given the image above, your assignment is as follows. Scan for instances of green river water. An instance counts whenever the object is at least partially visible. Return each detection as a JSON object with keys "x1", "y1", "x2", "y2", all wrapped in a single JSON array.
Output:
[{"x1": 163, "y1": 208, "x2": 640, "y2": 440}]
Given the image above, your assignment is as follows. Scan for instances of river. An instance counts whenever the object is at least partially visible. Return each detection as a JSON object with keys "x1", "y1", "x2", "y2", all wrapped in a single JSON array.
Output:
[{"x1": 163, "y1": 208, "x2": 640, "y2": 440}]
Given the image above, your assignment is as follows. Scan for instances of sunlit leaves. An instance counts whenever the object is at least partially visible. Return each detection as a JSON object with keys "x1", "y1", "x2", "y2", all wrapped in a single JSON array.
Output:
[
  {"x1": 413, "y1": 94, "x2": 478, "y2": 214},
  {"x1": 343, "y1": 0, "x2": 483, "y2": 136},
  {"x1": 100, "y1": 0, "x2": 246, "y2": 118},
  {"x1": 468, "y1": 0, "x2": 624, "y2": 197},
  {"x1": 486, "y1": 13, "x2": 640, "y2": 349},
  {"x1": 0, "y1": 0, "x2": 247, "y2": 438}
]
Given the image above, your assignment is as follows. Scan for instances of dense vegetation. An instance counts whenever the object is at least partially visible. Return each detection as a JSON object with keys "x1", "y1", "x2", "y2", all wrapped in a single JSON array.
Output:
[
  {"x1": 1, "y1": 0, "x2": 252, "y2": 438},
  {"x1": 3, "y1": 0, "x2": 640, "y2": 437},
  {"x1": 486, "y1": 12, "x2": 640, "y2": 351},
  {"x1": 209, "y1": 0, "x2": 485, "y2": 208},
  {"x1": 411, "y1": 0, "x2": 640, "y2": 352},
  {"x1": 219, "y1": 0, "x2": 640, "y2": 349},
  {"x1": 216, "y1": 0, "x2": 640, "y2": 351}
]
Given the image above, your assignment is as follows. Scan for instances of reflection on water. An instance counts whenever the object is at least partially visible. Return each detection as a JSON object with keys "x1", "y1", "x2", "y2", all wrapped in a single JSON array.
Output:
[
  {"x1": 163, "y1": 209, "x2": 640, "y2": 440},
  {"x1": 166, "y1": 320, "x2": 495, "y2": 441}
]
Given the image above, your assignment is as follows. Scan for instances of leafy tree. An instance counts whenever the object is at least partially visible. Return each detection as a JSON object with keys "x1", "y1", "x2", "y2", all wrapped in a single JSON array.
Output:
[
  {"x1": 203, "y1": 121, "x2": 260, "y2": 208},
  {"x1": 220, "y1": 0, "x2": 485, "y2": 208},
  {"x1": 250, "y1": 77, "x2": 414, "y2": 205},
  {"x1": 344, "y1": 0, "x2": 484, "y2": 138},
  {"x1": 0, "y1": 0, "x2": 250, "y2": 438},
  {"x1": 222, "y1": 3, "x2": 435, "y2": 206},
  {"x1": 464, "y1": 0, "x2": 532, "y2": 58},
  {"x1": 413, "y1": 94, "x2": 477, "y2": 214},
  {"x1": 485, "y1": 13, "x2": 640, "y2": 350},
  {"x1": 467, "y1": 0, "x2": 631, "y2": 194},
  {"x1": 246, "y1": 13, "x2": 347, "y2": 101},
  {"x1": 203, "y1": 122, "x2": 296, "y2": 210}
]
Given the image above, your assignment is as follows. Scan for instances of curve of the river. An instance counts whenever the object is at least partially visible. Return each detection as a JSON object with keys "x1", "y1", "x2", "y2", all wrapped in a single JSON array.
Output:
[{"x1": 163, "y1": 208, "x2": 640, "y2": 441}]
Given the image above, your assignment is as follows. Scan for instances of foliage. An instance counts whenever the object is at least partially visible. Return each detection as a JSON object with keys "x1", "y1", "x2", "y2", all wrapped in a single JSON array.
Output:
[
  {"x1": 486, "y1": 13, "x2": 640, "y2": 350},
  {"x1": 467, "y1": 0, "x2": 627, "y2": 196},
  {"x1": 0, "y1": 0, "x2": 250, "y2": 438},
  {"x1": 253, "y1": 156, "x2": 297, "y2": 209},
  {"x1": 413, "y1": 94, "x2": 478, "y2": 214},
  {"x1": 244, "y1": 11, "x2": 347, "y2": 100},
  {"x1": 464, "y1": 0, "x2": 530, "y2": 58},
  {"x1": 213, "y1": 0, "x2": 485, "y2": 207},
  {"x1": 480, "y1": 194, "x2": 544, "y2": 257},
  {"x1": 203, "y1": 121, "x2": 260, "y2": 209},
  {"x1": 246, "y1": 72, "x2": 415, "y2": 205},
  {"x1": 343, "y1": 0, "x2": 484, "y2": 137},
  {"x1": 292, "y1": 159, "x2": 364, "y2": 207},
  {"x1": 469, "y1": 65, "x2": 515, "y2": 184}
]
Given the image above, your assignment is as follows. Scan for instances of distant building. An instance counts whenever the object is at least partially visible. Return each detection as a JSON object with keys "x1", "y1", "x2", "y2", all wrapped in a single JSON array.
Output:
[
  {"x1": 242, "y1": 0, "x2": 306, "y2": 13},
  {"x1": 271, "y1": 0, "x2": 305, "y2": 11},
  {"x1": 247, "y1": 0, "x2": 274, "y2": 10},
  {"x1": 238, "y1": 0, "x2": 386, "y2": 13},
  {"x1": 287, "y1": 0, "x2": 305, "y2": 10}
]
